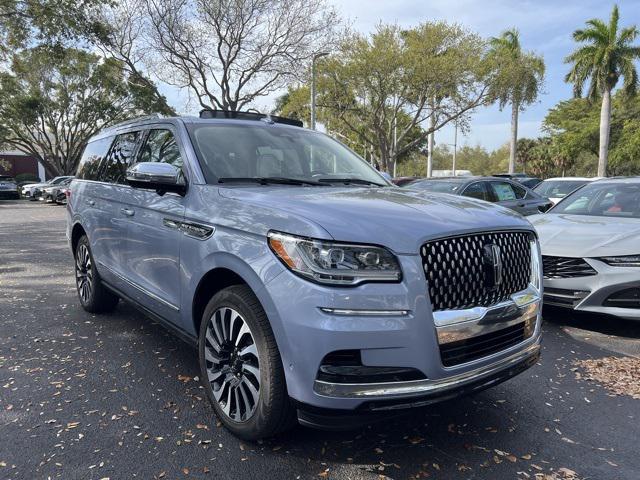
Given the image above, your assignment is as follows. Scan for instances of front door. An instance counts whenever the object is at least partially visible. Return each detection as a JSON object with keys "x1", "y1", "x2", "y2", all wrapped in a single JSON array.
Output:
[{"x1": 119, "y1": 127, "x2": 187, "y2": 324}]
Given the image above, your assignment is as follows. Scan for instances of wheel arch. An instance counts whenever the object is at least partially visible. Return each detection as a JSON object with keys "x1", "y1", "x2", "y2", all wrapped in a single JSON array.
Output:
[{"x1": 71, "y1": 222, "x2": 87, "y2": 253}]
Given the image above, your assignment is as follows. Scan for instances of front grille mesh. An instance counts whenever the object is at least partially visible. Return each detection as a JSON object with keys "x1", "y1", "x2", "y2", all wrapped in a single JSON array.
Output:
[
  {"x1": 542, "y1": 256, "x2": 597, "y2": 279},
  {"x1": 420, "y1": 231, "x2": 532, "y2": 311}
]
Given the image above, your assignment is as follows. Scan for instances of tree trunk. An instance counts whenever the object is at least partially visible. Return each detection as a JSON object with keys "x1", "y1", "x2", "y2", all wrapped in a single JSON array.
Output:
[
  {"x1": 509, "y1": 102, "x2": 518, "y2": 174},
  {"x1": 598, "y1": 88, "x2": 612, "y2": 177}
]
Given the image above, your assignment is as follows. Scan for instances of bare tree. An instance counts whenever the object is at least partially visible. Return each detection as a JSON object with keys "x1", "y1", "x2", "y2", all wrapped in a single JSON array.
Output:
[
  {"x1": 94, "y1": 0, "x2": 176, "y2": 115},
  {"x1": 142, "y1": 0, "x2": 338, "y2": 111}
]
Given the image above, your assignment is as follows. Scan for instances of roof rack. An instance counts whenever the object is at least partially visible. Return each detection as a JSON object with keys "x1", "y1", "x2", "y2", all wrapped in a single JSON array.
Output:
[{"x1": 199, "y1": 109, "x2": 303, "y2": 128}]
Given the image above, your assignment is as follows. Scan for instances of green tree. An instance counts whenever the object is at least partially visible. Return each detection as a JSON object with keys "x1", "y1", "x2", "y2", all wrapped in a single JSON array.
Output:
[
  {"x1": 565, "y1": 4, "x2": 640, "y2": 176},
  {"x1": 488, "y1": 29, "x2": 545, "y2": 174},
  {"x1": 543, "y1": 92, "x2": 640, "y2": 176},
  {"x1": 278, "y1": 23, "x2": 497, "y2": 174},
  {"x1": 0, "y1": 47, "x2": 159, "y2": 176},
  {"x1": 0, "y1": 0, "x2": 105, "y2": 57}
]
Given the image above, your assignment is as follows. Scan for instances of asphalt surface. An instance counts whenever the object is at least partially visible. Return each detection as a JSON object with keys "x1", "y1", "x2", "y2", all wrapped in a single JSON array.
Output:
[{"x1": 1, "y1": 200, "x2": 639, "y2": 480}]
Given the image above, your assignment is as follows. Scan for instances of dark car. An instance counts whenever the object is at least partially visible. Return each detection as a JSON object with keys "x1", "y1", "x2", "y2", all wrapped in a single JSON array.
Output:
[
  {"x1": 403, "y1": 176, "x2": 552, "y2": 216},
  {"x1": 492, "y1": 173, "x2": 542, "y2": 189},
  {"x1": 391, "y1": 176, "x2": 419, "y2": 187},
  {"x1": 0, "y1": 175, "x2": 20, "y2": 200}
]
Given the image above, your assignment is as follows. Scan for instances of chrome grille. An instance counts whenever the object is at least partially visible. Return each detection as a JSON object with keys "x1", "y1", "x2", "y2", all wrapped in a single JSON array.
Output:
[
  {"x1": 542, "y1": 256, "x2": 597, "y2": 279},
  {"x1": 421, "y1": 231, "x2": 532, "y2": 312}
]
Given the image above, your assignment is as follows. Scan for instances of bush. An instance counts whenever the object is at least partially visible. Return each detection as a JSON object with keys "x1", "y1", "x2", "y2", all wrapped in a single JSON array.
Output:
[{"x1": 15, "y1": 173, "x2": 41, "y2": 183}]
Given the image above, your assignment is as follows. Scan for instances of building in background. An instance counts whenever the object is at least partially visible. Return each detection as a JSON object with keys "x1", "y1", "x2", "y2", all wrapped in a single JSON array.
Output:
[{"x1": 0, "y1": 151, "x2": 46, "y2": 181}]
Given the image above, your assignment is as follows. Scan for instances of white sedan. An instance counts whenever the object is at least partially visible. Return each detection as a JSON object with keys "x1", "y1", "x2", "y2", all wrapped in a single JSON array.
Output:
[
  {"x1": 533, "y1": 177, "x2": 600, "y2": 206},
  {"x1": 529, "y1": 177, "x2": 640, "y2": 320}
]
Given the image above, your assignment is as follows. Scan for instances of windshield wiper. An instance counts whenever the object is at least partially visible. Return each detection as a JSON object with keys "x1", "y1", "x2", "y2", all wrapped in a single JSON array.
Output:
[
  {"x1": 317, "y1": 177, "x2": 386, "y2": 187},
  {"x1": 218, "y1": 177, "x2": 323, "y2": 186}
]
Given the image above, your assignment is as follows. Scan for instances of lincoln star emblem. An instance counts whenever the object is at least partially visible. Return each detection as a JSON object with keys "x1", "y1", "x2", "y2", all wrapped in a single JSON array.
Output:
[{"x1": 482, "y1": 244, "x2": 503, "y2": 289}]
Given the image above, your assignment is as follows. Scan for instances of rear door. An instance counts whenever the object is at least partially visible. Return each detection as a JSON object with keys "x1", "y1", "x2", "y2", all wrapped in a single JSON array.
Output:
[
  {"x1": 461, "y1": 181, "x2": 492, "y2": 202},
  {"x1": 118, "y1": 126, "x2": 187, "y2": 324},
  {"x1": 90, "y1": 131, "x2": 143, "y2": 287},
  {"x1": 73, "y1": 136, "x2": 115, "y2": 270},
  {"x1": 489, "y1": 180, "x2": 528, "y2": 214}
]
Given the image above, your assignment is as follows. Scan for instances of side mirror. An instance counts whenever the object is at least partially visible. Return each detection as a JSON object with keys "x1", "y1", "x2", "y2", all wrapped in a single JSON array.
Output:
[
  {"x1": 538, "y1": 202, "x2": 553, "y2": 213},
  {"x1": 126, "y1": 162, "x2": 186, "y2": 195}
]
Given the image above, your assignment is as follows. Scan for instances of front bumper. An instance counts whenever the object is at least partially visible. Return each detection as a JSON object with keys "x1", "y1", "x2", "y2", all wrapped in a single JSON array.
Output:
[
  {"x1": 543, "y1": 258, "x2": 640, "y2": 320},
  {"x1": 265, "y1": 254, "x2": 542, "y2": 411},
  {"x1": 297, "y1": 341, "x2": 540, "y2": 429},
  {"x1": 0, "y1": 190, "x2": 19, "y2": 199}
]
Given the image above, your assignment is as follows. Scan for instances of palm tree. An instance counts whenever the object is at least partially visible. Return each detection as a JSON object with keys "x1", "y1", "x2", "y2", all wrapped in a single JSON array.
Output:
[
  {"x1": 489, "y1": 29, "x2": 545, "y2": 174},
  {"x1": 565, "y1": 5, "x2": 639, "y2": 177}
]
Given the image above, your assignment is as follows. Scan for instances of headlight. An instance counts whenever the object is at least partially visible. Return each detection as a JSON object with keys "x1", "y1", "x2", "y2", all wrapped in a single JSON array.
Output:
[
  {"x1": 530, "y1": 238, "x2": 542, "y2": 290},
  {"x1": 599, "y1": 255, "x2": 640, "y2": 267},
  {"x1": 268, "y1": 231, "x2": 401, "y2": 286}
]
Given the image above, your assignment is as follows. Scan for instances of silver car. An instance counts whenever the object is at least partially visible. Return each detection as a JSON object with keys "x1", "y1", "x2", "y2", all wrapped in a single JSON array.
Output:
[{"x1": 530, "y1": 177, "x2": 640, "y2": 320}]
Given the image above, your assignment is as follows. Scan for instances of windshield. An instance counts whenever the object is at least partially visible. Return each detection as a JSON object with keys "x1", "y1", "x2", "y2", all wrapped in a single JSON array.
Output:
[
  {"x1": 403, "y1": 179, "x2": 464, "y2": 193},
  {"x1": 551, "y1": 182, "x2": 640, "y2": 219},
  {"x1": 534, "y1": 180, "x2": 587, "y2": 198},
  {"x1": 188, "y1": 124, "x2": 388, "y2": 186},
  {"x1": 0, "y1": 176, "x2": 15, "y2": 182}
]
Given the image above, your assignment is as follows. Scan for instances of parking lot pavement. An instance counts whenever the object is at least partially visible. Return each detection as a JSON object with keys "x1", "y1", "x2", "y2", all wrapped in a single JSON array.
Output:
[{"x1": 1, "y1": 200, "x2": 639, "y2": 480}]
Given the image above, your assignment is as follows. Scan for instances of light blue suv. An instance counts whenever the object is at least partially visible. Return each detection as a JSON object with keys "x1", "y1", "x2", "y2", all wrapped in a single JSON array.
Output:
[{"x1": 67, "y1": 111, "x2": 543, "y2": 440}]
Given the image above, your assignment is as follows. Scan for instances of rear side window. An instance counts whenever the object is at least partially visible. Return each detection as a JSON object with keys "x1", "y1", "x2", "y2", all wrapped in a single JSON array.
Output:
[
  {"x1": 138, "y1": 129, "x2": 183, "y2": 168},
  {"x1": 99, "y1": 131, "x2": 141, "y2": 184},
  {"x1": 490, "y1": 181, "x2": 517, "y2": 201},
  {"x1": 76, "y1": 137, "x2": 113, "y2": 180},
  {"x1": 462, "y1": 182, "x2": 492, "y2": 201}
]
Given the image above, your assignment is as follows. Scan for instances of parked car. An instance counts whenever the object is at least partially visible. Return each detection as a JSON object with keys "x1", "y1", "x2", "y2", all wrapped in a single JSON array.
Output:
[
  {"x1": 529, "y1": 177, "x2": 640, "y2": 320},
  {"x1": 533, "y1": 177, "x2": 598, "y2": 205},
  {"x1": 402, "y1": 176, "x2": 552, "y2": 216},
  {"x1": 68, "y1": 111, "x2": 542, "y2": 440},
  {"x1": 492, "y1": 173, "x2": 542, "y2": 189},
  {"x1": 22, "y1": 175, "x2": 73, "y2": 200},
  {"x1": 56, "y1": 187, "x2": 71, "y2": 205},
  {"x1": 39, "y1": 176, "x2": 74, "y2": 203},
  {"x1": 391, "y1": 176, "x2": 419, "y2": 186},
  {"x1": 0, "y1": 175, "x2": 20, "y2": 200}
]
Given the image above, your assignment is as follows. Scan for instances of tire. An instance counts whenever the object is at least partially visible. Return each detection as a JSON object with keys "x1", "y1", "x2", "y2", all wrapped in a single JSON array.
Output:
[
  {"x1": 74, "y1": 235, "x2": 119, "y2": 313},
  {"x1": 198, "y1": 285, "x2": 295, "y2": 440}
]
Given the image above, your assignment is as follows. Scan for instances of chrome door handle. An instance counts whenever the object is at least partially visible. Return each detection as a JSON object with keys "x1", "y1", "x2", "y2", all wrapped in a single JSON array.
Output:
[
  {"x1": 87, "y1": 200, "x2": 95, "y2": 206},
  {"x1": 121, "y1": 208, "x2": 135, "y2": 217}
]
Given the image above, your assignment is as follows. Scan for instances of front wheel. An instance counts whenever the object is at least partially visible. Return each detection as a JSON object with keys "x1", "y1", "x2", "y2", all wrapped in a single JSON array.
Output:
[
  {"x1": 198, "y1": 285, "x2": 295, "y2": 440},
  {"x1": 74, "y1": 235, "x2": 119, "y2": 313}
]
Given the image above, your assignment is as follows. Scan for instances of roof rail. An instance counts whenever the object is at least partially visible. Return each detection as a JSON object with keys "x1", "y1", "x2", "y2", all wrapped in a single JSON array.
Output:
[
  {"x1": 199, "y1": 109, "x2": 303, "y2": 128},
  {"x1": 105, "y1": 114, "x2": 163, "y2": 131}
]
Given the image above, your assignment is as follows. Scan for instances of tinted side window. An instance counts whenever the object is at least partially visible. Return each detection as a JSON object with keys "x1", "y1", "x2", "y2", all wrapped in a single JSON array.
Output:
[
  {"x1": 512, "y1": 183, "x2": 527, "y2": 199},
  {"x1": 100, "y1": 132, "x2": 140, "y2": 184},
  {"x1": 490, "y1": 181, "x2": 517, "y2": 201},
  {"x1": 463, "y1": 182, "x2": 491, "y2": 201},
  {"x1": 76, "y1": 137, "x2": 113, "y2": 180},
  {"x1": 138, "y1": 129, "x2": 183, "y2": 168}
]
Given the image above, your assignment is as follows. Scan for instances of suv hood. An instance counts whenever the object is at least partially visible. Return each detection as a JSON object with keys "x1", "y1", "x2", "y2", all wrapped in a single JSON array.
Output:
[
  {"x1": 529, "y1": 213, "x2": 640, "y2": 257},
  {"x1": 218, "y1": 186, "x2": 532, "y2": 254}
]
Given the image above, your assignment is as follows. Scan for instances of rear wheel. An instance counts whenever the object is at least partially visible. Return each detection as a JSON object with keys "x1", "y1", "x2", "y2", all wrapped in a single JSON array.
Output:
[
  {"x1": 74, "y1": 235, "x2": 119, "y2": 313},
  {"x1": 198, "y1": 285, "x2": 295, "y2": 440}
]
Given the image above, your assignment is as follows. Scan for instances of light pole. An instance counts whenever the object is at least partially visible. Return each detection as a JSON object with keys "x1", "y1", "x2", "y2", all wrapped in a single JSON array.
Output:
[
  {"x1": 444, "y1": 121, "x2": 458, "y2": 176},
  {"x1": 310, "y1": 52, "x2": 328, "y2": 130}
]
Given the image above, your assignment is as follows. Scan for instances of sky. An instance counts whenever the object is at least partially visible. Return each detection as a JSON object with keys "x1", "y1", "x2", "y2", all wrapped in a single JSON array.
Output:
[{"x1": 159, "y1": 0, "x2": 640, "y2": 152}]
